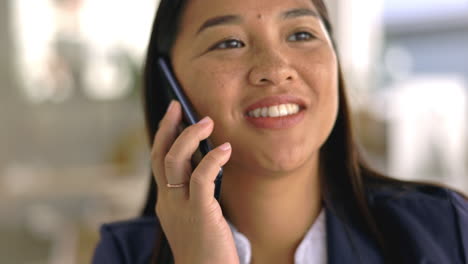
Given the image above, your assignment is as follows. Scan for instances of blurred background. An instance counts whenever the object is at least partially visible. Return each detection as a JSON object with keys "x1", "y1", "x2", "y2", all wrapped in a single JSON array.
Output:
[{"x1": 0, "y1": 0, "x2": 467, "y2": 263}]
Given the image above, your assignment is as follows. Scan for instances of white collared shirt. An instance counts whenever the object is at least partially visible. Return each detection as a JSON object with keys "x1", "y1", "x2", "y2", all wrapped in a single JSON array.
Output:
[{"x1": 227, "y1": 209, "x2": 327, "y2": 264}]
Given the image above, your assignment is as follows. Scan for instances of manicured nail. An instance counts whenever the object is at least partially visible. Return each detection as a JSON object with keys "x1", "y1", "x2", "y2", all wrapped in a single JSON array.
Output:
[
  {"x1": 219, "y1": 142, "x2": 231, "y2": 151},
  {"x1": 166, "y1": 100, "x2": 175, "y2": 113},
  {"x1": 198, "y1": 116, "x2": 211, "y2": 125}
]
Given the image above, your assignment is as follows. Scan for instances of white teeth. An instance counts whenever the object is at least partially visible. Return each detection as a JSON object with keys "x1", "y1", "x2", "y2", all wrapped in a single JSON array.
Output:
[
  {"x1": 248, "y1": 103, "x2": 301, "y2": 118},
  {"x1": 278, "y1": 105, "x2": 288, "y2": 116},
  {"x1": 261, "y1": 107, "x2": 269, "y2": 117},
  {"x1": 269, "y1": 106, "x2": 280, "y2": 117},
  {"x1": 253, "y1": 108, "x2": 261, "y2": 117}
]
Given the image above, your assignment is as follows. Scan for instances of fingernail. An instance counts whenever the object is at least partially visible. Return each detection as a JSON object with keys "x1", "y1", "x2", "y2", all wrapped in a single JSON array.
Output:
[
  {"x1": 198, "y1": 116, "x2": 211, "y2": 125},
  {"x1": 166, "y1": 100, "x2": 175, "y2": 113},
  {"x1": 219, "y1": 142, "x2": 231, "y2": 151}
]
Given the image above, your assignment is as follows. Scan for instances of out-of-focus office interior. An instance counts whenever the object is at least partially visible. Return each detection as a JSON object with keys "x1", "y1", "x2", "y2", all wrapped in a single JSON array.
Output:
[{"x1": 0, "y1": 0, "x2": 467, "y2": 263}]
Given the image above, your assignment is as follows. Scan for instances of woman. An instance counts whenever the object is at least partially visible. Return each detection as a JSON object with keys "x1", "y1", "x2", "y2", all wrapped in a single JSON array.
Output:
[{"x1": 92, "y1": 0, "x2": 468, "y2": 263}]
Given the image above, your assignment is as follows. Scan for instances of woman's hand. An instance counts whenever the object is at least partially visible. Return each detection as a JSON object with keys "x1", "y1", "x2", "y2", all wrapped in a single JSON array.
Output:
[{"x1": 151, "y1": 100, "x2": 239, "y2": 264}]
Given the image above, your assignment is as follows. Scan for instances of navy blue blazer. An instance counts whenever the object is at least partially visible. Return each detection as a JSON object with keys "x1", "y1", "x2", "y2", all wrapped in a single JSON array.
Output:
[{"x1": 92, "y1": 186, "x2": 468, "y2": 263}]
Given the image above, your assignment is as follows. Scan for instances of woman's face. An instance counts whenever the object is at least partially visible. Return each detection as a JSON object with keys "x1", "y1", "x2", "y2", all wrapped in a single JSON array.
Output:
[{"x1": 171, "y1": 0, "x2": 338, "y2": 174}]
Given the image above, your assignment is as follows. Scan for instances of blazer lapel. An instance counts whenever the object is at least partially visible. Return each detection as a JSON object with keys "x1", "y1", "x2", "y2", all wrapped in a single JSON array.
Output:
[{"x1": 326, "y1": 207, "x2": 384, "y2": 264}]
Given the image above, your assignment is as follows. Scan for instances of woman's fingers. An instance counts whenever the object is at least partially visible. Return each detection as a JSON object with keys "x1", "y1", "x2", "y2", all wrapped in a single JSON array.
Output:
[
  {"x1": 190, "y1": 142, "x2": 231, "y2": 206},
  {"x1": 151, "y1": 100, "x2": 182, "y2": 190},
  {"x1": 151, "y1": 102, "x2": 237, "y2": 264},
  {"x1": 152, "y1": 100, "x2": 232, "y2": 205},
  {"x1": 164, "y1": 116, "x2": 214, "y2": 198}
]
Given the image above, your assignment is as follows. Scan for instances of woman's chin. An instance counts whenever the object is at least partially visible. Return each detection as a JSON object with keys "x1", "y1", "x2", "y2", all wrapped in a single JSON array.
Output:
[
  {"x1": 236, "y1": 151, "x2": 313, "y2": 174},
  {"x1": 261, "y1": 156, "x2": 309, "y2": 173}
]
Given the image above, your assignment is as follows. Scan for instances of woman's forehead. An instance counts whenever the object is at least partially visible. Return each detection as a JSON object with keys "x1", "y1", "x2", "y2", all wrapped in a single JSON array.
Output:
[{"x1": 179, "y1": 0, "x2": 318, "y2": 30}]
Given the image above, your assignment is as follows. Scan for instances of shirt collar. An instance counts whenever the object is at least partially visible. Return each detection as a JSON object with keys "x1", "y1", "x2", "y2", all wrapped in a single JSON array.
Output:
[{"x1": 226, "y1": 209, "x2": 327, "y2": 264}]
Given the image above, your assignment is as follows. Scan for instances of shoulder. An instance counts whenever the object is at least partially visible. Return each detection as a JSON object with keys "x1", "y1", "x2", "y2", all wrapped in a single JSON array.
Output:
[
  {"x1": 365, "y1": 183, "x2": 468, "y2": 223},
  {"x1": 366, "y1": 183, "x2": 468, "y2": 262},
  {"x1": 92, "y1": 216, "x2": 161, "y2": 264},
  {"x1": 99, "y1": 216, "x2": 160, "y2": 242},
  {"x1": 366, "y1": 183, "x2": 467, "y2": 210},
  {"x1": 367, "y1": 183, "x2": 466, "y2": 203}
]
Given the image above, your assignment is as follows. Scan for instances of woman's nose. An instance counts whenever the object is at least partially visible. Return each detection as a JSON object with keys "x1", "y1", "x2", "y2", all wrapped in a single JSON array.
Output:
[{"x1": 248, "y1": 49, "x2": 297, "y2": 86}]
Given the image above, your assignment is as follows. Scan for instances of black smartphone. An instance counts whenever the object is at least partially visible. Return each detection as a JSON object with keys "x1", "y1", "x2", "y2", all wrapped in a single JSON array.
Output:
[{"x1": 157, "y1": 57, "x2": 223, "y2": 200}]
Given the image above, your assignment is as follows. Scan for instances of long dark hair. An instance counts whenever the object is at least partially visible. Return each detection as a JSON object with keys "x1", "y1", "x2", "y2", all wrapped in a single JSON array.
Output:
[{"x1": 140, "y1": 1, "x2": 454, "y2": 263}]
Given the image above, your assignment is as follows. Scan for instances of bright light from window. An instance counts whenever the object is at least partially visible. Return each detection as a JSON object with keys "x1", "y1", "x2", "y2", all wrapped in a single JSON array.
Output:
[{"x1": 12, "y1": 0, "x2": 157, "y2": 103}]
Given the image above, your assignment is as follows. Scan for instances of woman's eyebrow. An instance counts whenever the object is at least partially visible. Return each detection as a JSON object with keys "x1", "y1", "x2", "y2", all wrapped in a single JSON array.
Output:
[
  {"x1": 282, "y1": 8, "x2": 319, "y2": 20},
  {"x1": 196, "y1": 15, "x2": 242, "y2": 35},
  {"x1": 195, "y1": 8, "x2": 318, "y2": 36}
]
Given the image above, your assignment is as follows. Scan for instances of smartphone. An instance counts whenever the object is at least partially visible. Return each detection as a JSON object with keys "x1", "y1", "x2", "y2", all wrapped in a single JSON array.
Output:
[{"x1": 157, "y1": 57, "x2": 223, "y2": 200}]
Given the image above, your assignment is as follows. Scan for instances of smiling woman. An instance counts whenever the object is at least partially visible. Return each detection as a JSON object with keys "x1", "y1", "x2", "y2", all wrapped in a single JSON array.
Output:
[{"x1": 92, "y1": 0, "x2": 468, "y2": 263}]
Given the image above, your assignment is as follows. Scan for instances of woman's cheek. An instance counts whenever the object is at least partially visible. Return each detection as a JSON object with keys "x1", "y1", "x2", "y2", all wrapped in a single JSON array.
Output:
[
  {"x1": 182, "y1": 67, "x2": 216, "y2": 105},
  {"x1": 185, "y1": 76, "x2": 229, "y2": 120}
]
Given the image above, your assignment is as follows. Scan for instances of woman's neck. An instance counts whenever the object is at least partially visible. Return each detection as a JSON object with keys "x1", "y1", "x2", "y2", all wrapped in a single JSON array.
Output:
[{"x1": 220, "y1": 154, "x2": 322, "y2": 262}]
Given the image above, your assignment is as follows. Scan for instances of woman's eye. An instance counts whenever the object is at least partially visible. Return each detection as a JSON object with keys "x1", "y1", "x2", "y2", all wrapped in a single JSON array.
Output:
[
  {"x1": 212, "y1": 39, "x2": 245, "y2": 50},
  {"x1": 288, "y1": 31, "x2": 315, "y2": 42}
]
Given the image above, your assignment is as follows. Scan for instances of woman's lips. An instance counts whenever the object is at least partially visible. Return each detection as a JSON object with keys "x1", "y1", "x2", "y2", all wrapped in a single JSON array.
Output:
[
  {"x1": 243, "y1": 94, "x2": 308, "y2": 129},
  {"x1": 244, "y1": 94, "x2": 307, "y2": 115},
  {"x1": 244, "y1": 108, "x2": 306, "y2": 129}
]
